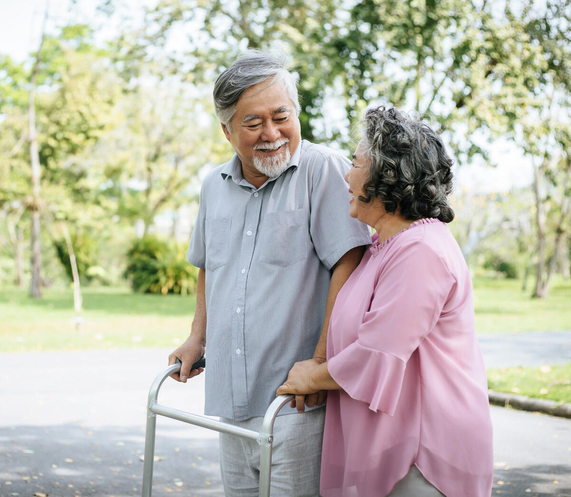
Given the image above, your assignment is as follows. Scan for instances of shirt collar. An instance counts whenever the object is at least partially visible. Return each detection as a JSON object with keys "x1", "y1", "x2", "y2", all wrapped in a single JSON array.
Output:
[{"x1": 220, "y1": 141, "x2": 303, "y2": 188}]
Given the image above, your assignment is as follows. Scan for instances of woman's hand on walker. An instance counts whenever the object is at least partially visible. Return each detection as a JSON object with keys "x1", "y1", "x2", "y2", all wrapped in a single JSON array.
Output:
[{"x1": 277, "y1": 359, "x2": 321, "y2": 413}]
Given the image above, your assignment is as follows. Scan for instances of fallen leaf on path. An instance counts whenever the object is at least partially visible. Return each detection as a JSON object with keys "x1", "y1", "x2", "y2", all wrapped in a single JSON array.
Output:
[{"x1": 139, "y1": 455, "x2": 165, "y2": 462}]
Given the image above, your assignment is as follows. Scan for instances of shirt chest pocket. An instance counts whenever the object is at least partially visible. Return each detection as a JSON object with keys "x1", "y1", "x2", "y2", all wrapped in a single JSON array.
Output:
[
  {"x1": 205, "y1": 217, "x2": 232, "y2": 270},
  {"x1": 259, "y1": 209, "x2": 310, "y2": 267}
]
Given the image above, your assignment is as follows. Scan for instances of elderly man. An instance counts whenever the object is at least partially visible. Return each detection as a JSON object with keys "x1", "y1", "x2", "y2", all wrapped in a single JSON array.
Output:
[{"x1": 169, "y1": 51, "x2": 371, "y2": 496}]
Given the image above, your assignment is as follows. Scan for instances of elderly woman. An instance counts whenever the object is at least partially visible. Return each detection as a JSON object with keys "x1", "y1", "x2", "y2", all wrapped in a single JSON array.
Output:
[{"x1": 278, "y1": 107, "x2": 493, "y2": 497}]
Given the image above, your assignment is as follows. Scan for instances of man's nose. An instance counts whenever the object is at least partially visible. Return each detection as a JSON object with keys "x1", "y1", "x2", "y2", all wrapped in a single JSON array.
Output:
[{"x1": 261, "y1": 122, "x2": 280, "y2": 142}]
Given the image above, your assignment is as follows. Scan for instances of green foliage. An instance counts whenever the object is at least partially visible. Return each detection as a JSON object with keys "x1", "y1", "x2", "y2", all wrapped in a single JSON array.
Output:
[
  {"x1": 483, "y1": 255, "x2": 519, "y2": 279},
  {"x1": 124, "y1": 235, "x2": 198, "y2": 295},
  {"x1": 498, "y1": 261, "x2": 518, "y2": 279},
  {"x1": 53, "y1": 231, "x2": 106, "y2": 284}
]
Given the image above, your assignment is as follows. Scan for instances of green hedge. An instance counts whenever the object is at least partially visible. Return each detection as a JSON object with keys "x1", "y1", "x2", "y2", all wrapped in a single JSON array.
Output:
[{"x1": 125, "y1": 235, "x2": 198, "y2": 295}]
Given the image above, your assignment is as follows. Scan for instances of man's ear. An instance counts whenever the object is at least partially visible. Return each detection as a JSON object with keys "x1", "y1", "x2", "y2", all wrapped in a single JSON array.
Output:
[{"x1": 221, "y1": 122, "x2": 231, "y2": 141}]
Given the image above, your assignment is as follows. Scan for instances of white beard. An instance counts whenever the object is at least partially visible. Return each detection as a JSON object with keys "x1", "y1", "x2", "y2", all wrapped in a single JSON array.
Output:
[{"x1": 253, "y1": 139, "x2": 291, "y2": 178}]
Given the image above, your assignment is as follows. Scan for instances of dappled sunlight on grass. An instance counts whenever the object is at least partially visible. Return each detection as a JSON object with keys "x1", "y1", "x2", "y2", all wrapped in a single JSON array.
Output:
[
  {"x1": 487, "y1": 364, "x2": 571, "y2": 404},
  {"x1": 0, "y1": 286, "x2": 195, "y2": 352},
  {"x1": 473, "y1": 276, "x2": 571, "y2": 334}
]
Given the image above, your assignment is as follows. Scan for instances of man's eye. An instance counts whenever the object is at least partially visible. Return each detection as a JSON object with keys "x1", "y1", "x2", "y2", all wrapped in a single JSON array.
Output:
[
  {"x1": 275, "y1": 117, "x2": 287, "y2": 122},
  {"x1": 247, "y1": 123, "x2": 261, "y2": 129}
]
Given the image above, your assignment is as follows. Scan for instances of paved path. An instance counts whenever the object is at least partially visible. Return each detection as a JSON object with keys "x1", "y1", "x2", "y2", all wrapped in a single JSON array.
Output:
[
  {"x1": 1, "y1": 336, "x2": 570, "y2": 497},
  {"x1": 478, "y1": 330, "x2": 571, "y2": 369}
]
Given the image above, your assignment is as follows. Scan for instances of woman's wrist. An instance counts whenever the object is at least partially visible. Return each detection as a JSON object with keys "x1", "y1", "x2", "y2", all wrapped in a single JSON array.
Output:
[{"x1": 308, "y1": 361, "x2": 327, "y2": 392}]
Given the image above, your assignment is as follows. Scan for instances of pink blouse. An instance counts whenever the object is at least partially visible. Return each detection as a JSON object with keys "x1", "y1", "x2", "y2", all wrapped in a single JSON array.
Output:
[{"x1": 323, "y1": 219, "x2": 493, "y2": 497}]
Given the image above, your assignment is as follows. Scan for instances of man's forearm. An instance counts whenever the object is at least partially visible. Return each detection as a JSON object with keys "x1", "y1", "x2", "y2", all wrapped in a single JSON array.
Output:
[
  {"x1": 168, "y1": 268, "x2": 206, "y2": 382},
  {"x1": 313, "y1": 246, "x2": 366, "y2": 359},
  {"x1": 190, "y1": 267, "x2": 207, "y2": 344}
]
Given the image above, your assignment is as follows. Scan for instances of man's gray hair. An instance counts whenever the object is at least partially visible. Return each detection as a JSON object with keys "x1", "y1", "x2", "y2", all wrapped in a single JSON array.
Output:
[{"x1": 213, "y1": 50, "x2": 301, "y2": 131}]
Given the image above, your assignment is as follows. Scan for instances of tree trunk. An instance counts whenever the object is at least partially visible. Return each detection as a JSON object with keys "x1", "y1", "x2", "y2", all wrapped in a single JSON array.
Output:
[
  {"x1": 171, "y1": 208, "x2": 178, "y2": 239},
  {"x1": 532, "y1": 157, "x2": 547, "y2": 299},
  {"x1": 15, "y1": 226, "x2": 24, "y2": 288},
  {"x1": 62, "y1": 223, "x2": 83, "y2": 330},
  {"x1": 535, "y1": 156, "x2": 571, "y2": 298},
  {"x1": 28, "y1": 3, "x2": 49, "y2": 299},
  {"x1": 563, "y1": 237, "x2": 570, "y2": 279},
  {"x1": 7, "y1": 215, "x2": 25, "y2": 288}
]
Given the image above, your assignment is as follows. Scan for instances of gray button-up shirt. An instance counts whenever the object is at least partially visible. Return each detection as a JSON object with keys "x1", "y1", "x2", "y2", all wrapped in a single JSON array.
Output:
[{"x1": 187, "y1": 140, "x2": 371, "y2": 420}]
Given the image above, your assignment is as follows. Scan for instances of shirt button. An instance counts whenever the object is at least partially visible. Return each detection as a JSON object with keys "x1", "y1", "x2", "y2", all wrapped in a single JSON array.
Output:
[
  {"x1": 246, "y1": 230, "x2": 252, "y2": 236},
  {"x1": 254, "y1": 192, "x2": 259, "y2": 197},
  {"x1": 236, "y1": 348, "x2": 241, "y2": 355},
  {"x1": 241, "y1": 268, "x2": 246, "y2": 274},
  {"x1": 236, "y1": 307, "x2": 241, "y2": 313}
]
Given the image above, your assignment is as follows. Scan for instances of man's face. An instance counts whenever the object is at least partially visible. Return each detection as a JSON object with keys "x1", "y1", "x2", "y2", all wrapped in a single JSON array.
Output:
[{"x1": 222, "y1": 79, "x2": 301, "y2": 184}]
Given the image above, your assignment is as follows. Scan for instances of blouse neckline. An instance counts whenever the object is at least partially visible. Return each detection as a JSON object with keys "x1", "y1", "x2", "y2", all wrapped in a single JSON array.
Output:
[{"x1": 370, "y1": 218, "x2": 442, "y2": 256}]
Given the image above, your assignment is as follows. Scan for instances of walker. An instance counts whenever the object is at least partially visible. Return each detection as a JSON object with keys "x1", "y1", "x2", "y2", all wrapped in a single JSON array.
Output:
[{"x1": 141, "y1": 358, "x2": 294, "y2": 497}]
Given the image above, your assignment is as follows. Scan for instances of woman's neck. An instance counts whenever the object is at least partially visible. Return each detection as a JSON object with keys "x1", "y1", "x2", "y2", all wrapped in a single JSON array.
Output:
[{"x1": 373, "y1": 212, "x2": 417, "y2": 244}]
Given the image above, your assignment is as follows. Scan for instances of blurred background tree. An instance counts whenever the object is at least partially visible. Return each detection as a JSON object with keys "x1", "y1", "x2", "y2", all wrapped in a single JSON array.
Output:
[{"x1": 0, "y1": 0, "x2": 569, "y2": 299}]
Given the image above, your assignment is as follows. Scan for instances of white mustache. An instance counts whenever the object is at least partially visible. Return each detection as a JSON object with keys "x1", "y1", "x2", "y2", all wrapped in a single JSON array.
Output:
[{"x1": 253, "y1": 138, "x2": 289, "y2": 151}]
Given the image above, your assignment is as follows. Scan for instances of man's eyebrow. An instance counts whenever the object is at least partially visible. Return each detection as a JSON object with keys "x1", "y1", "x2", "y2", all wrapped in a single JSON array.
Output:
[
  {"x1": 243, "y1": 114, "x2": 261, "y2": 124},
  {"x1": 273, "y1": 106, "x2": 290, "y2": 114},
  {"x1": 242, "y1": 106, "x2": 291, "y2": 124}
]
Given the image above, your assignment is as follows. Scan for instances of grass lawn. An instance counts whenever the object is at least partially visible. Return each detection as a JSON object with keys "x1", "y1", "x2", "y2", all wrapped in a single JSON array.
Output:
[
  {"x1": 0, "y1": 286, "x2": 195, "y2": 353},
  {"x1": 1, "y1": 275, "x2": 570, "y2": 353},
  {"x1": 473, "y1": 275, "x2": 571, "y2": 334},
  {"x1": 487, "y1": 364, "x2": 571, "y2": 404}
]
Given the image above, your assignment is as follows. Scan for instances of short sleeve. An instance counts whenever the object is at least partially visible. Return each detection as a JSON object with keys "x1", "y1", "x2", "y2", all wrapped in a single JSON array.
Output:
[
  {"x1": 187, "y1": 182, "x2": 206, "y2": 269},
  {"x1": 328, "y1": 240, "x2": 456, "y2": 415},
  {"x1": 309, "y1": 153, "x2": 372, "y2": 269}
]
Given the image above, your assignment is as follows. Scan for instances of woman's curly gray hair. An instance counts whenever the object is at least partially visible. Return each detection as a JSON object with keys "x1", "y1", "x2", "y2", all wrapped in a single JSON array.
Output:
[{"x1": 359, "y1": 106, "x2": 455, "y2": 223}]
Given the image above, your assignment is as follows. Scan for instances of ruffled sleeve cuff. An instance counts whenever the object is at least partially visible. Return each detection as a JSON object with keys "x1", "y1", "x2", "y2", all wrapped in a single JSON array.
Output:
[{"x1": 328, "y1": 342, "x2": 407, "y2": 416}]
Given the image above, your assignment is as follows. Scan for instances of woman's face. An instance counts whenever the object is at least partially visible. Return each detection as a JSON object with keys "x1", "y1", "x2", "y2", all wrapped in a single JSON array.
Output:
[{"x1": 344, "y1": 140, "x2": 385, "y2": 225}]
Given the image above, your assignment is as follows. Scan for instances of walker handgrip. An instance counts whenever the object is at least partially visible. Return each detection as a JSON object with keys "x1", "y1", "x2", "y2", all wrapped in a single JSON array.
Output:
[{"x1": 175, "y1": 356, "x2": 206, "y2": 371}]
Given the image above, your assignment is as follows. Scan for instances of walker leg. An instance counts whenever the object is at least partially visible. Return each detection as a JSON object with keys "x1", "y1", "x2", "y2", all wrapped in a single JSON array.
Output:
[
  {"x1": 258, "y1": 432, "x2": 274, "y2": 497},
  {"x1": 142, "y1": 409, "x2": 157, "y2": 497},
  {"x1": 258, "y1": 395, "x2": 294, "y2": 497}
]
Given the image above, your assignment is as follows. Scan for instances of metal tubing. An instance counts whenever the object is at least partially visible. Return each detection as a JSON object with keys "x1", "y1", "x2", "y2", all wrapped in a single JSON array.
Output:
[
  {"x1": 142, "y1": 362, "x2": 294, "y2": 497},
  {"x1": 258, "y1": 395, "x2": 295, "y2": 497},
  {"x1": 141, "y1": 409, "x2": 157, "y2": 497},
  {"x1": 150, "y1": 404, "x2": 260, "y2": 441},
  {"x1": 142, "y1": 363, "x2": 180, "y2": 497}
]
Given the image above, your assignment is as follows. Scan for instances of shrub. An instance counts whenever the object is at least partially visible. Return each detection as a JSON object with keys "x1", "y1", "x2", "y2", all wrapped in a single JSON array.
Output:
[
  {"x1": 483, "y1": 254, "x2": 518, "y2": 279},
  {"x1": 498, "y1": 261, "x2": 518, "y2": 279},
  {"x1": 124, "y1": 235, "x2": 198, "y2": 295},
  {"x1": 53, "y1": 231, "x2": 107, "y2": 284}
]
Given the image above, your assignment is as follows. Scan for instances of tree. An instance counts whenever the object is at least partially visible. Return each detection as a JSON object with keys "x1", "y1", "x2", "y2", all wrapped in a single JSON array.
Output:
[
  {"x1": 508, "y1": 0, "x2": 571, "y2": 298},
  {"x1": 28, "y1": 5, "x2": 50, "y2": 298},
  {"x1": 1, "y1": 24, "x2": 123, "y2": 293}
]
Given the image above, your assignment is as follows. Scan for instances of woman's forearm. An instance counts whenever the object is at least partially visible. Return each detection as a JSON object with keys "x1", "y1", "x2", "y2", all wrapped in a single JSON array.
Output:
[
  {"x1": 310, "y1": 362, "x2": 342, "y2": 392},
  {"x1": 277, "y1": 359, "x2": 343, "y2": 397}
]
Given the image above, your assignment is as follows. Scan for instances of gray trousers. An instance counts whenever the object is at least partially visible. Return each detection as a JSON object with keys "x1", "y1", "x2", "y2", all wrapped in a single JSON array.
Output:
[
  {"x1": 219, "y1": 408, "x2": 325, "y2": 497},
  {"x1": 387, "y1": 465, "x2": 446, "y2": 497}
]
